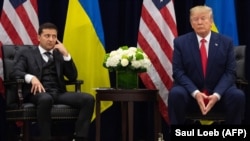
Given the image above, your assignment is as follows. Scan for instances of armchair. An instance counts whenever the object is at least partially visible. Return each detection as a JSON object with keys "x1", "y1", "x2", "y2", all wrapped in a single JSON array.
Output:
[{"x1": 3, "y1": 45, "x2": 83, "y2": 141}]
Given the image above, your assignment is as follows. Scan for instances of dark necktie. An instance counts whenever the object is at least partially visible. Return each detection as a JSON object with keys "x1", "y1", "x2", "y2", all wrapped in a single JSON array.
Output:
[
  {"x1": 44, "y1": 52, "x2": 53, "y2": 62},
  {"x1": 200, "y1": 39, "x2": 209, "y2": 105}
]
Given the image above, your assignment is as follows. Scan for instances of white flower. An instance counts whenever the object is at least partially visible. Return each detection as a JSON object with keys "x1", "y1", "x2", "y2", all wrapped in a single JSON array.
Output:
[
  {"x1": 121, "y1": 58, "x2": 129, "y2": 67},
  {"x1": 103, "y1": 45, "x2": 151, "y2": 72},
  {"x1": 131, "y1": 60, "x2": 141, "y2": 68},
  {"x1": 105, "y1": 56, "x2": 119, "y2": 67}
]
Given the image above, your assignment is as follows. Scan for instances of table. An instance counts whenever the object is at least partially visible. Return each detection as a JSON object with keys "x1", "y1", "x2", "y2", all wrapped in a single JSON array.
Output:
[{"x1": 95, "y1": 89, "x2": 161, "y2": 141}]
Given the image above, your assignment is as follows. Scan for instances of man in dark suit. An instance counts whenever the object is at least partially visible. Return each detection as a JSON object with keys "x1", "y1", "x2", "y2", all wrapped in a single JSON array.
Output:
[
  {"x1": 168, "y1": 5, "x2": 245, "y2": 124},
  {"x1": 10, "y1": 22, "x2": 95, "y2": 141}
]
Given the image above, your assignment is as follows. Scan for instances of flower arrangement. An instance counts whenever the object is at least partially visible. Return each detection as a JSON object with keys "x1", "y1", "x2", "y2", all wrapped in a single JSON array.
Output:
[{"x1": 103, "y1": 45, "x2": 151, "y2": 73}]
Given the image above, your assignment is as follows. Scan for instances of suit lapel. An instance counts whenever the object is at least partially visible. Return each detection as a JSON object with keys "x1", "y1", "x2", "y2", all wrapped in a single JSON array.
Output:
[
  {"x1": 33, "y1": 47, "x2": 43, "y2": 71},
  {"x1": 53, "y1": 50, "x2": 61, "y2": 78},
  {"x1": 207, "y1": 32, "x2": 220, "y2": 76},
  {"x1": 189, "y1": 33, "x2": 204, "y2": 78}
]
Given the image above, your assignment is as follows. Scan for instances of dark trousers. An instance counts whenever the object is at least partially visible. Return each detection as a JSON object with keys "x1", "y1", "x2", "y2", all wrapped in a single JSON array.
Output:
[
  {"x1": 168, "y1": 85, "x2": 245, "y2": 125},
  {"x1": 29, "y1": 92, "x2": 95, "y2": 141},
  {"x1": 0, "y1": 96, "x2": 6, "y2": 141}
]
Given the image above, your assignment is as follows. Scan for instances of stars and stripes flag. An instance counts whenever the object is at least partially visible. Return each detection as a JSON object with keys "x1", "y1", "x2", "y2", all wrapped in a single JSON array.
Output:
[
  {"x1": 137, "y1": 0, "x2": 177, "y2": 124},
  {"x1": 0, "y1": 0, "x2": 39, "y2": 97}
]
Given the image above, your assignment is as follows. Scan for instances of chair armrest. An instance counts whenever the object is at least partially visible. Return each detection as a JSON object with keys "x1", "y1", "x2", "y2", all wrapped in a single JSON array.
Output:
[
  {"x1": 4, "y1": 79, "x2": 25, "y2": 107},
  {"x1": 236, "y1": 79, "x2": 248, "y2": 90},
  {"x1": 4, "y1": 79, "x2": 84, "y2": 108},
  {"x1": 65, "y1": 80, "x2": 84, "y2": 93}
]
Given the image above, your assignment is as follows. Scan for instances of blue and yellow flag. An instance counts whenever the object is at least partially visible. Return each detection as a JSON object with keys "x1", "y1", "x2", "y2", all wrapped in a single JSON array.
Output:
[
  {"x1": 206, "y1": 0, "x2": 239, "y2": 45},
  {"x1": 63, "y1": 0, "x2": 112, "y2": 120}
]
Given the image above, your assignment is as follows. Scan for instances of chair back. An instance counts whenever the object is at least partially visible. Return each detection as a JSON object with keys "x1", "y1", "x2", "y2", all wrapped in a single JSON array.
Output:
[
  {"x1": 234, "y1": 45, "x2": 247, "y2": 81},
  {"x1": 2, "y1": 45, "x2": 36, "y2": 107}
]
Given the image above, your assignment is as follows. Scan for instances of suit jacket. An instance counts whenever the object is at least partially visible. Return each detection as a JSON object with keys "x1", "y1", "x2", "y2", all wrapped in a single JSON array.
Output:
[
  {"x1": 172, "y1": 31, "x2": 236, "y2": 97},
  {"x1": 10, "y1": 46, "x2": 78, "y2": 98}
]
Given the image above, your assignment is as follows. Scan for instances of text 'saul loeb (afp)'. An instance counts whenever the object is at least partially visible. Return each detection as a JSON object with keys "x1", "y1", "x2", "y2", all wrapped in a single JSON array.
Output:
[{"x1": 170, "y1": 126, "x2": 248, "y2": 140}]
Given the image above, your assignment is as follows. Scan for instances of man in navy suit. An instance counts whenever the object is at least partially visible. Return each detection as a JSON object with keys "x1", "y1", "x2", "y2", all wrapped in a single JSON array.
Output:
[
  {"x1": 10, "y1": 22, "x2": 95, "y2": 141},
  {"x1": 168, "y1": 5, "x2": 245, "y2": 124}
]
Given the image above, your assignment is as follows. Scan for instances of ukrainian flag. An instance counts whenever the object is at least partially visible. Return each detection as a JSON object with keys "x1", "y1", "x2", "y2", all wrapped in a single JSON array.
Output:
[
  {"x1": 206, "y1": 0, "x2": 239, "y2": 45},
  {"x1": 63, "y1": 0, "x2": 112, "y2": 120}
]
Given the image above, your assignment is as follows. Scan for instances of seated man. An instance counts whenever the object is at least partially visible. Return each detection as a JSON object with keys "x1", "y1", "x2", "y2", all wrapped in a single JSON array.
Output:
[
  {"x1": 10, "y1": 22, "x2": 95, "y2": 141},
  {"x1": 168, "y1": 5, "x2": 245, "y2": 125}
]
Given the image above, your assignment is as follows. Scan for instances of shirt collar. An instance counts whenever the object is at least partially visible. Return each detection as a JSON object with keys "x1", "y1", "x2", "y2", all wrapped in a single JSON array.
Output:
[
  {"x1": 38, "y1": 45, "x2": 53, "y2": 54},
  {"x1": 197, "y1": 31, "x2": 211, "y2": 43}
]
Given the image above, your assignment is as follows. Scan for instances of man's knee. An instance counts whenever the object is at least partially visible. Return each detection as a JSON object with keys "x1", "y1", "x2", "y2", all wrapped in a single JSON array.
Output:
[{"x1": 169, "y1": 86, "x2": 187, "y2": 101}]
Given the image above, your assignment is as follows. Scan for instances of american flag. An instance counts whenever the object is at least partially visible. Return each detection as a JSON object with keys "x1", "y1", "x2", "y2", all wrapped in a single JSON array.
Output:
[
  {"x1": 0, "y1": 0, "x2": 39, "y2": 96},
  {"x1": 137, "y1": 0, "x2": 177, "y2": 123}
]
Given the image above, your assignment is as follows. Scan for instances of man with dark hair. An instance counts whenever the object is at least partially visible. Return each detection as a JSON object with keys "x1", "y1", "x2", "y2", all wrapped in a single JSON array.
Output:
[{"x1": 10, "y1": 22, "x2": 95, "y2": 141}]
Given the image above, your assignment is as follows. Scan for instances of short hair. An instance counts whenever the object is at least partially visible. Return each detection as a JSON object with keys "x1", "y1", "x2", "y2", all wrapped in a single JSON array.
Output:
[
  {"x1": 190, "y1": 5, "x2": 213, "y2": 20},
  {"x1": 38, "y1": 22, "x2": 58, "y2": 35}
]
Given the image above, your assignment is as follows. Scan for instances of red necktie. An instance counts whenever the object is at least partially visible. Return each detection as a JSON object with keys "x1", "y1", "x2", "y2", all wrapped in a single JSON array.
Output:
[
  {"x1": 200, "y1": 39, "x2": 208, "y2": 105},
  {"x1": 200, "y1": 39, "x2": 207, "y2": 77}
]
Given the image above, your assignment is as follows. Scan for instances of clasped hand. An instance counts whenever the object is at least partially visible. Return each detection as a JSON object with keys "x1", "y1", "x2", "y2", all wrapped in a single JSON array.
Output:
[{"x1": 195, "y1": 92, "x2": 218, "y2": 115}]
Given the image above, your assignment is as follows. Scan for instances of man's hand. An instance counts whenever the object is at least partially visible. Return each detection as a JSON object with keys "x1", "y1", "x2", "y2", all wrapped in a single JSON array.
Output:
[
  {"x1": 203, "y1": 95, "x2": 218, "y2": 115},
  {"x1": 30, "y1": 76, "x2": 45, "y2": 95},
  {"x1": 195, "y1": 92, "x2": 218, "y2": 115},
  {"x1": 54, "y1": 39, "x2": 69, "y2": 57}
]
